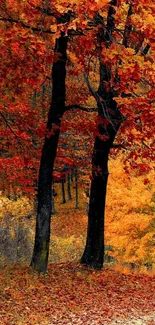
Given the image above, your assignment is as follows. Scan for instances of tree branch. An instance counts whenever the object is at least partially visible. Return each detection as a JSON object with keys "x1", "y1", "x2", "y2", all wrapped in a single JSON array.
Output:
[
  {"x1": 142, "y1": 43, "x2": 150, "y2": 55},
  {"x1": 122, "y1": 3, "x2": 132, "y2": 47},
  {"x1": 35, "y1": 6, "x2": 75, "y2": 24},
  {"x1": 84, "y1": 72, "x2": 98, "y2": 100},
  {"x1": 1, "y1": 112, "x2": 38, "y2": 148},
  {"x1": 142, "y1": 141, "x2": 150, "y2": 149},
  {"x1": 106, "y1": 0, "x2": 117, "y2": 44},
  {"x1": 0, "y1": 16, "x2": 84, "y2": 36},
  {"x1": 0, "y1": 17, "x2": 55, "y2": 33},
  {"x1": 0, "y1": 112, "x2": 19, "y2": 139},
  {"x1": 65, "y1": 104, "x2": 96, "y2": 112},
  {"x1": 111, "y1": 143, "x2": 131, "y2": 150}
]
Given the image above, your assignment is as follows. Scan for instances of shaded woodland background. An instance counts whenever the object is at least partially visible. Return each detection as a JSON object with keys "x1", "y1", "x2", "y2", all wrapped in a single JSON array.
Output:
[{"x1": 1, "y1": 155, "x2": 154, "y2": 270}]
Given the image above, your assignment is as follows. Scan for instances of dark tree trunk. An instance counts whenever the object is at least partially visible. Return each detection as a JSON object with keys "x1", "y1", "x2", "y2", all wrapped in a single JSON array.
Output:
[
  {"x1": 81, "y1": 138, "x2": 108, "y2": 269},
  {"x1": 75, "y1": 168, "x2": 79, "y2": 209},
  {"x1": 51, "y1": 194, "x2": 56, "y2": 214},
  {"x1": 51, "y1": 183, "x2": 56, "y2": 215},
  {"x1": 81, "y1": 99, "x2": 123, "y2": 269},
  {"x1": 71, "y1": 169, "x2": 74, "y2": 182},
  {"x1": 31, "y1": 34, "x2": 68, "y2": 273},
  {"x1": 67, "y1": 173, "x2": 72, "y2": 200},
  {"x1": 61, "y1": 179, "x2": 66, "y2": 204},
  {"x1": 81, "y1": 0, "x2": 120, "y2": 270}
]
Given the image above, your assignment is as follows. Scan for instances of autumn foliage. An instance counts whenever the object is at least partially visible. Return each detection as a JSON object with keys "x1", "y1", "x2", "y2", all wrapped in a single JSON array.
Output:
[{"x1": 0, "y1": 0, "x2": 154, "y2": 192}]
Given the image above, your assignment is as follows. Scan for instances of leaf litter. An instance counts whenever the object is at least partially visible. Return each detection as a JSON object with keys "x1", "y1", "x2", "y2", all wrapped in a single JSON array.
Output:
[{"x1": 0, "y1": 262, "x2": 154, "y2": 325}]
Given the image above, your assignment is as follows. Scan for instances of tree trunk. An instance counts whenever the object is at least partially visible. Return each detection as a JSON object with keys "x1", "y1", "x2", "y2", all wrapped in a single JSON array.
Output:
[
  {"x1": 51, "y1": 183, "x2": 56, "y2": 215},
  {"x1": 75, "y1": 168, "x2": 79, "y2": 209},
  {"x1": 81, "y1": 96, "x2": 123, "y2": 269},
  {"x1": 51, "y1": 194, "x2": 56, "y2": 214},
  {"x1": 71, "y1": 169, "x2": 74, "y2": 182},
  {"x1": 81, "y1": 136, "x2": 110, "y2": 268},
  {"x1": 31, "y1": 34, "x2": 68, "y2": 273},
  {"x1": 61, "y1": 179, "x2": 66, "y2": 204},
  {"x1": 81, "y1": 1, "x2": 120, "y2": 270},
  {"x1": 67, "y1": 173, "x2": 72, "y2": 200}
]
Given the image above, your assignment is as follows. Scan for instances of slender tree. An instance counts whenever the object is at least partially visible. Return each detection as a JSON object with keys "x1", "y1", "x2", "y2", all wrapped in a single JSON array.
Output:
[
  {"x1": 74, "y1": 168, "x2": 79, "y2": 209},
  {"x1": 61, "y1": 178, "x2": 67, "y2": 204},
  {"x1": 30, "y1": 31, "x2": 68, "y2": 273},
  {"x1": 67, "y1": 173, "x2": 72, "y2": 200}
]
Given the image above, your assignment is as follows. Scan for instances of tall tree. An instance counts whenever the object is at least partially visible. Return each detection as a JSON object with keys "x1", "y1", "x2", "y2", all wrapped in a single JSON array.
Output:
[
  {"x1": 81, "y1": 0, "x2": 155, "y2": 268},
  {"x1": 81, "y1": 1, "x2": 123, "y2": 268},
  {"x1": 30, "y1": 29, "x2": 69, "y2": 272}
]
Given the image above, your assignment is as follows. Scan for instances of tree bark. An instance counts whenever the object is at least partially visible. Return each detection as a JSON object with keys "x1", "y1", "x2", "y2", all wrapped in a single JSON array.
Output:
[
  {"x1": 67, "y1": 173, "x2": 72, "y2": 200},
  {"x1": 81, "y1": 97, "x2": 123, "y2": 269},
  {"x1": 81, "y1": 0, "x2": 120, "y2": 270},
  {"x1": 51, "y1": 183, "x2": 56, "y2": 215},
  {"x1": 75, "y1": 168, "x2": 79, "y2": 209},
  {"x1": 31, "y1": 34, "x2": 68, "y2": 273},
  {"x1": 61, "y1": 179, "x2": 66, "y2": 204}
]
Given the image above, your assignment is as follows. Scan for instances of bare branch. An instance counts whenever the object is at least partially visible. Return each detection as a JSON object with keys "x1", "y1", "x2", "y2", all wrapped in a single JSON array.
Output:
[
  {"x1": 0, "y1": 112, "x2": 19, "y2": 139},
  {"x1": 84, "y1": 72, "x2": 98, "y2": 100},
  {"x1": 0, "y1": 112, "x2": 38, "y2": 148},
  {"x1": 142, "y1": 44, "x2": 150, "y2": 55},
  {"x1": 0, "y1": 17, "x2": 55, "y2": 33},
  {"x1": 35, "y1": 6, "x2": 75, "y2": 24},
  {"x1": 142, "y1": 141, "x2": 150, "y2": 149},
  {"x1": 0, "y1": 16, "x2": 84, "y2": 36},
  {"x1": 65, "y1": 104, "x2": 96, "y2": 112},
  {"x1": 122, "y1": 3, "x2": 132, "y2": 47},
  {"x1": 111, "y1": 143, "x2": 132, "y2": 150}
]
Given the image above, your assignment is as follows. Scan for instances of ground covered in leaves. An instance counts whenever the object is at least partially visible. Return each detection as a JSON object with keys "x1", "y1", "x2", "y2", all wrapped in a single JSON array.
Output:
[
  {"x1": 0, "y1": 159, "x2": 155, "y2": 324},
  {"x1": 0, "y1": 262, "x2": 155, "y2": 325}
]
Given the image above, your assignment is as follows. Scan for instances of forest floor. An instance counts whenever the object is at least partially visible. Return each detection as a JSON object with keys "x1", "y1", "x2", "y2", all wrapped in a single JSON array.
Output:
[
  {"x1": 0, "y1": 159, "x2": 155, "y2": 324},
  {"x1": 0, "y1": 262, "x2": 155, "y2": 325}
]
